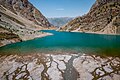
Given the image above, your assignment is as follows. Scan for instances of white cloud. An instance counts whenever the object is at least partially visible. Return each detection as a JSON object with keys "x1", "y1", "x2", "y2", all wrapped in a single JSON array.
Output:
[{"x1": 56, "y1": 8, "x2": 64, "y2": 11}]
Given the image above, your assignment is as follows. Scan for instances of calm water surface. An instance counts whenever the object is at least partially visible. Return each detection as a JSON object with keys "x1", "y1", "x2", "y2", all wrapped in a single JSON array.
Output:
[{"x1": 0, "y1": 30, "x2": 120, "y2": 56}]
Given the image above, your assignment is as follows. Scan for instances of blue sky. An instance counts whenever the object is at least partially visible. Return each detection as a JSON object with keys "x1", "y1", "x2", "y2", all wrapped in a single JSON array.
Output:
[{"x1": 29, "y1": 0, "x2": 96, "y2": 18}]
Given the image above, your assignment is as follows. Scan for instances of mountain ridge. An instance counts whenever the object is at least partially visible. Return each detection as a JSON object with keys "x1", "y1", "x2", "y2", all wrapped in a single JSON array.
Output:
[
  {"x1": 60, "y1": 0, "x2": 120, "y2": 35},
  {"x1": 48, "y1": 17, "x2": 74, "y2": 27},
  {"x1": 0, "y1": 0, "x2": 52, "y2": 47}
]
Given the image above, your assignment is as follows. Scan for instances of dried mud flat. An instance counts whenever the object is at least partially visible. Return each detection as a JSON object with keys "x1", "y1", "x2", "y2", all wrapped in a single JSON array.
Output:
[{"x1": 0, "y1": 53, "x2": 120, "y2": 80}]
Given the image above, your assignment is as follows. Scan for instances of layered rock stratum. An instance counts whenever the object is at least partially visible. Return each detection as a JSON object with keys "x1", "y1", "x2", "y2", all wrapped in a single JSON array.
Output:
[
  {"x1": 60, "y1": 0, "x2": 120, "y2": 35},
  {"x1": 0, "y1": 0, "x2": 52, "y2": 47}
]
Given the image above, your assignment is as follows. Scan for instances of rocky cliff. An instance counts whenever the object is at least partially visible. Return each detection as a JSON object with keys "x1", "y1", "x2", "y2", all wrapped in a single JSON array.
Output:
[
  {"x1": 60, "y1": 0, "x2": 120, "y2": 35},
  {"x1": 0, "y1": 0, "x2": 52, "y2": 47},
  {"x1": 0, "y1": 0, "x2": 51, "y2": 28}
]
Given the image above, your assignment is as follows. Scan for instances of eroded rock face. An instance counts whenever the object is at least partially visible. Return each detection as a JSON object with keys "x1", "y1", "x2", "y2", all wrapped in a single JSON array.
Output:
[
  {"x1": 60, "y1": 0, "x2": 120, "y2": 35},
  {"x1": 0, "y1": 26, "x2": 22, "y2": 47},
  {"x1": 0, "y1": 0, "x2": 51, "y2": 27},
  {"x1": 0, "y1": 0, "x2": 53, "y2": 47},
  {"x1": 0, "y1": 54, "x2": 119, "y2": 80}
]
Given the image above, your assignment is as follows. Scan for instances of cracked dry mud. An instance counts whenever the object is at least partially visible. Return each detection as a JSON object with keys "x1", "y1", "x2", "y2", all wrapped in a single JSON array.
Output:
[{"x1": 0, "y1": 54, "x2": 120, "y2": 80}]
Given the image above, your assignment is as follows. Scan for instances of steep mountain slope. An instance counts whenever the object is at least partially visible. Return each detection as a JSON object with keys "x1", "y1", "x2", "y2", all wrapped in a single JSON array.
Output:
[
  {"x1": 48, "y1": 17, "x2": 74, "y2": 27},
  {"x1": 0, "y1": 0, "x2": 51, "y2": 28},
  {"x1": 0, "y1": 0, "x2": 52, "y2": 47},
  {"x1": 60, "y1": 0, "x2": 120, "y2": 35}
]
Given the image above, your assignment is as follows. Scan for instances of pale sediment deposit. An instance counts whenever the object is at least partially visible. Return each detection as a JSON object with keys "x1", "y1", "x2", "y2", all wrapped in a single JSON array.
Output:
[{"x1": 0, "y1": 53, "x2": 119, "y2": 80}]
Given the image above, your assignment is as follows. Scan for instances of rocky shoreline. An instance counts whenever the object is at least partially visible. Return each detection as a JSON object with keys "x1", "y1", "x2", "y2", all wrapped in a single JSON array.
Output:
[
  {"x1": 0, "y1": 53, "x2": 119, "y2": 80},
  {"x1": 0, "y1": 32, "x2": 53, "y2": 47},
  {"x1": 59, "y1": 30, "x2": 120, "y2": 36},
  {"x1": 0, "y1": 0, "x2": 53, "y2": 47}
]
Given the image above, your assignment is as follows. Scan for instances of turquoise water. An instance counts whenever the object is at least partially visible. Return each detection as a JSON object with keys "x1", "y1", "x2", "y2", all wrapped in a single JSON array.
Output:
[{"x1": 0, "y1": 30, "x2": 120, "y2": 56}]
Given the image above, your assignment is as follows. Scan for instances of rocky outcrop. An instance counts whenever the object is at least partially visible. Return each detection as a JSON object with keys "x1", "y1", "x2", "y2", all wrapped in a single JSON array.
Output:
[
  {"x1": 60, "y1": 0, "x2": 120, "y2": 35},
  {"x1": 0, "y1": 0, "x2": 51, "y2": 28},
  {"x1": 0, "y1": 0, "x2": 52, "y2": 47},
  {"x1": 0, "y1": 27, "x2": 22, "y2": 47}
]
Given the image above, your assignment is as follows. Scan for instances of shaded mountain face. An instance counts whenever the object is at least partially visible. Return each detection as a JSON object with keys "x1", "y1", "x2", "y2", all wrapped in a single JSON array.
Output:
[
  {"x1": 48, "y1": 17, "x2": 73, "y2": 27},
  {"x1": 60, "y1": 0, "x2": 120, "y2": 35},
  {"x1": 0, "y1": 0, "x2": 52, "y2": 47}
]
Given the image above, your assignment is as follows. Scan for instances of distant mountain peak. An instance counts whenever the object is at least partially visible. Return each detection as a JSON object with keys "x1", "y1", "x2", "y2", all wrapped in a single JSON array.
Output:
[{"x1": 48, "y1": 17, "x2": 74, "y2": 27}]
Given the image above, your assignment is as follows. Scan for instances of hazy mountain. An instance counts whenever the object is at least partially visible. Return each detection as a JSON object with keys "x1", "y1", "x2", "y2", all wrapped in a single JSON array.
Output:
[
  {"x1": 60, "y1": 0, "x2": 120, "y2": 35},
  {"x1": 0, "y1": 0, "x2": 52, "y2": 46},
  {"x1": 48, "y1": 17, "x2": 73, "y2": 27}
]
